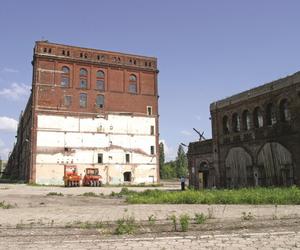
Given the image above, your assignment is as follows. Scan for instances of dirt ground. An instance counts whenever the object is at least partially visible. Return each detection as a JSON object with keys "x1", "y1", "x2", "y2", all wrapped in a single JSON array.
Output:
[{"x1": 1, "y1": 183, "x2": 300, "y2": 249}]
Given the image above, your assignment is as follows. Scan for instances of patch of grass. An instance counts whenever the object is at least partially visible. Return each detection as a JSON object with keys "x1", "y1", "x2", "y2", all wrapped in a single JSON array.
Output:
[
  {"x1": 125, "y1": 186, "x2": 300, "y2": 205},
  {"x1": 0, "y1": 200, "x2": 15, "y2": 209},
  {"x1": 115, "y1": 216, "x2": 137, "y2": 235},
  {"x1": 194, "y1": 213, "x2": 206, "y2": 224},
  {"x1": 169, "y1": 214, "x2": 177, "y2": 231},
  {"x1": 148, "y1": 214, "x2": 156, "y2": 225},
  {"x1": 179, "y1": 214, "x2": 190, "y2": 232},
  {"x1": 46, "y1": 192, "x2": 63, "y2": 196}
]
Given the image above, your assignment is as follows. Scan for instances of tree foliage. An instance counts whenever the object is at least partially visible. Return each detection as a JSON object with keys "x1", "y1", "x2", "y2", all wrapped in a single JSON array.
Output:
[
  {"x1": 175, "y1": 144, "x2": 188, "y2": 178},
  {"x1": 159, "y1": 142, "x2": 165, "y2": 178}
]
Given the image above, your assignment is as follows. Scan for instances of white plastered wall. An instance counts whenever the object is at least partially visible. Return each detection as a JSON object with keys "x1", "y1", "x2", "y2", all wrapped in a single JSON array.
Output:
[{"x1": 35, "y1": 114, "x2": 157, "y2": 185}]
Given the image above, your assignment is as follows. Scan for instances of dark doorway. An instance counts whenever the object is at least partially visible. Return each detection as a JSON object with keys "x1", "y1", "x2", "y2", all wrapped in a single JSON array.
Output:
[
  {"x1": 123, "y1": 172, "x2": 132, "y2": 182},
  {"x1": 199, "y1": 171, "x2": 209, "y2": 189}
]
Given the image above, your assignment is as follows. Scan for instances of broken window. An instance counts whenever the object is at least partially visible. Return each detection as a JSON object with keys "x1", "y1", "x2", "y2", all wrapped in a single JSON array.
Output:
[
  {"x1": 223, "y1": 115, "x2": 230, "y2": 134},
  {"x1": 242, "y1": 110, "x2": 251, "y2": 131},
  {"x1": 279, "y1": 99, "x2": 291, "y2": 122},
  {"x1": 98, "y1": 153, "x2": 103, "y2": 164},
  {"x1": 266, "y1": 103, "x2": 277, "y2": 126},
  {"x1": 64, "y1": 95, "x2": 72, "y2": 107},
  {"x1": 80, "y1": 93, "x2": 87, "y2": 108},
  {"x1": 128, "y1": 74, "x2": 137, "y2": 94},
  {"x1": 253, "y1": 107, "x2": 263, "y2": 128},
  {"x1": 125, "y1": 153, "x2": 130, "y2": 163},
  {"x1": 61, "y1": 66, "x2": 70, "y2": 88},
  {"x1": 96, "y1": 95, "x2": 104, "y2": 108},
  {"x1": 232, "y1": 113, "x2": 241, "y2": 132},
  {"x1": 147, "y1": 106, "x2": 152, "y2": 116},
  {"x1": 150, "y1": 125, "x2": 155, "y2": 135},
  {"x1": 96, "y1": 70, "x2": 105, "y2": 91},
  {"x1": 150, "y1": 146, "x2": 155, "y2": 155}
]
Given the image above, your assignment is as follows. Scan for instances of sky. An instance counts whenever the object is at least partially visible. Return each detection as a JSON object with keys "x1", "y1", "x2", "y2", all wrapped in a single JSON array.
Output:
[{"x1": 0, "y1": 0, "x2": 300, "y2": 161}]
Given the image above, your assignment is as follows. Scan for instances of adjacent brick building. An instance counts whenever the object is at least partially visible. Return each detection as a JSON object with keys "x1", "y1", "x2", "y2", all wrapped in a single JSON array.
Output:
[
  {"x1": 188, "y1": 72, "x2": 300, "y2": 188},
  {"x1": 6, "y1": 41, "x2": 159, "y2": 185}
]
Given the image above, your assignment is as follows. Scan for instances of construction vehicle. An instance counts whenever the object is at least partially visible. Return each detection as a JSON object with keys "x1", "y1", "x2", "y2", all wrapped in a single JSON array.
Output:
[
  {"x1": 63, "y1": 165, "x2": 81, "y2": 187},
  {"x1": 82, "y1": 168, "x2": 102, "y2": 187}
]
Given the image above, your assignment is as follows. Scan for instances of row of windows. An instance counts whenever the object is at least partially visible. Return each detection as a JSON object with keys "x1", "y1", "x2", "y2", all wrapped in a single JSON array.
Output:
[
  {"x1": 222, "y1": 99, "x2": 291, "y2": 134},
  {"x1": 63, "y1": 93, "x2": 153, "y2": 115},
  {"x1": 97, "y1": 147, "x2": 155, "y2": 164},
  {"x1": 61, "y1": 66, "x2": 138, "y2": 94},
  {"x1": 42, "y1": 47, "x2": 154, "y2": 68}
]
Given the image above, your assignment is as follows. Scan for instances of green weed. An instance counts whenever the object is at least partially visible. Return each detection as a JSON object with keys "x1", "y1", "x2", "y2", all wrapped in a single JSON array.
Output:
[
  {"x1": 179, "y1": 214, "x2": 190, "y2": 232},
  {"x1": 0, "y1": 201, "x2": 15, "y2": 209},
  {"x1": 115, "y1": 216, "x2": 137, "y2": 235},
  {"x1": 194, "y1": 213, "x2": 206, "y2": 224}
]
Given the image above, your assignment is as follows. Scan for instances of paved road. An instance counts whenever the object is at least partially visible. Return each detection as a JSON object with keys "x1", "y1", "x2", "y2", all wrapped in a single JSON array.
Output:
[{"x1": 2, "y1": 229, "x2": 300, "y2": 250}]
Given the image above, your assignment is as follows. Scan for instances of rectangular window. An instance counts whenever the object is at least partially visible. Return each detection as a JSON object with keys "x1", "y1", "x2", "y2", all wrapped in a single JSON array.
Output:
[
  {"x1": 80, "y1": 93, "x2": 87, "y2": 108},
  {"x1": 128, "y1": 83, "x2": 137, "y2": 93},
  {"x1": 147, "y1": 106, "x2": 152, "y2": 116},
  {"x1": 98, "y1": 153, "x2": 103, "y2": 164},
  {"x1": 80, "y1": 79, "x2": 87, "y2": 89},
  {"x1": 61, "y1": 77, "x2": 69, "y2": 88},
  {"x1": 150, "y1": 146, "x2": 155, "y2": 155},
  {"x1": 125, "y1": 153, "x2": 130, "y2": 163},
  {"x1": 150, "y1": 125, "x2": 154, "y2": 135},
  {"x1": 64, "y1": 95, "x2": 72, "y2": 107},
  {"x1": 96, "y1": 95, "x2": 104, "y2": 108},
  {"x1": 96, "y1": 80, "x2": 105, "y2": 91}
]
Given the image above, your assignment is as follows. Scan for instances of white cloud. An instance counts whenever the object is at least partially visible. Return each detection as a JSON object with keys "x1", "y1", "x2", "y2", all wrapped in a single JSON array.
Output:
[
  {"x1": 0, "y1": 82, "x2": 31, "y2": 100},
  {"x1": 0, "y1": 116, "x2": 18, "y2": 132},
  {"x1": 2, "y1": 67, "x2": 19, "y2": 73},
  {"x1": 159, "y1": 139, "x2": 176, "y2": 161},
  {"x1": 0, "y1": 139, "x2": 10, "y2": 160},
  {"x1": 180, "y1": 130, "x2": 192, "y2": 136}
]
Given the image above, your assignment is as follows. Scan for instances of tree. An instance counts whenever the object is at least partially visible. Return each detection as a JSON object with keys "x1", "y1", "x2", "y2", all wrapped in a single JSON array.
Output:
[
  {"x1": 175, "y1": 144, "x2": 188, "y2": 178},
  {"x1": 159, "y1": 142, "x2": 165, "y2": 178}
]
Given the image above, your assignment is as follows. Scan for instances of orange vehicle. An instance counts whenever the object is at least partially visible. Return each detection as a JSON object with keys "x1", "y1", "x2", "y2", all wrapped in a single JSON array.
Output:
[
  {"x1": 83, "y1": 168, "x2": 102, "y2": 187},
  {"x1": 63, "y1": 165, "x2": 81, "y2": 187}
]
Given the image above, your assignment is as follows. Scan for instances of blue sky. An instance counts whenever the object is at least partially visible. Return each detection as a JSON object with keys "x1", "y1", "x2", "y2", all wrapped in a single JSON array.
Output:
[{"x1": 0, "y1": 0, "x2": 300, "y2": 160}]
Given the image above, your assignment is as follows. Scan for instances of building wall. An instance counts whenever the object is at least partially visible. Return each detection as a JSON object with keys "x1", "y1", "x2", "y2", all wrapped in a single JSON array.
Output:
[
  {"x1": 6, "y1": 41, "x2": 159, "y2": 185},
  {"x1": 189, "y1": 71, "x2": 300, "y2": 189},
  {"x1": 35, "y1": 114, "x2": 157, "y2": 185}
]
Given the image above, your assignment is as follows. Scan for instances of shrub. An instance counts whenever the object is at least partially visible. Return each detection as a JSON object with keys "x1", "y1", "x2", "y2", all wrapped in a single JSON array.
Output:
[
  {"x1": 179, "y1": 214, "x2": 190, "y2": 232},
  {"x1": 115, "y1": 216, "x2": 136, "y2": 235},
  {"x1": 194, "y1": 213, "x2": 206, "y2": 224},
  {"x1": 169, "y1": 214, "x2": 177, "y2": 231},
  {"x1": 46, "y1": 192, "x2": 63, "y2": 196},
  {"x1": 0, "y1": 201, "x2": 15, "y2": 209}
]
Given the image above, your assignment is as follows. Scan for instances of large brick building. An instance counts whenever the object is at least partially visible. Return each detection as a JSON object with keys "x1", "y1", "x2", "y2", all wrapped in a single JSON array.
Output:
[
  {"x1": 188, "y1": 72, "x2": 300, "y2": 189},
  {"x1": 6, "y1": 41, "x2": 159, "y2": 185}
]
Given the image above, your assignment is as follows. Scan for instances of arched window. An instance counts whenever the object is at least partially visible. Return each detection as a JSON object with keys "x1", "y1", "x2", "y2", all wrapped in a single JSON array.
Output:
[
  {"x1": 79, "y1": 68, "x2": 88, "y2": 89},
  {"x1": 232, "y1": 113, "x2": 241, "y2": 132},
  {"x1": 128, "y1": 74, "x2": 137, "y2": 93},
  {"x1": 96, "y1": 95, "x2": 104, "y2": 108},
  {"x1": 279, "y1": 99, "x2": 291, "y2": 122},
  {"x1": 242, "y1": 110, "x2": 251, "y2": 131},
  {"x1": 266, "y1": 103, "x2": 277, "y2": 126},
  {"x1": 253, "y1": 107, "x2": 263, "y2": 128},
  {"x1": 223, "y1": 116, "x2": 230, "y2": 134},
  {"x1": 61, "y1": 66, "x2": 70, "y2": 88},
  {"x1": 96, "y1": 70, "x2": 105, "y2": 91}
]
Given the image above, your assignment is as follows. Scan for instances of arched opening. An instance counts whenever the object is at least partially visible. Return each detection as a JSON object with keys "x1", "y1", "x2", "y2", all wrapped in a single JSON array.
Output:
[
  {"x1": 223, "y1": 116, "x2": 230, "y2": 134},
  {"x1": 61, "y1": 66, "x2": 70, "y2": 88},
  {"x1": 123, "y1": 171, "x2": 132, "y2": 182},
  {"x1": 266, "y1": 103, "x2": 277, "y2": 126},
  {"x1": 253, "y1": 107, "x2": 263, "y2": 128},
  {"x1": 128, "y1": 74, "x2": 137, "y2": 93},
  {"x1": 242, "y1": 110, "x2": 251, "y2": 131},
  {"x1": 279, "y1": 99, "x2": 291, "y2": 122},
  {"x1": 96, "y1": 70, "x2": 105, "y2": 91},
  {"x1": 257, "y1": 142, "x2": 294, "y2": 186},
  {"x1": 232, "y1": 113, "x2": 241, "y2": 132},
  {"x1": 198, "y1": 161, "x2": 209, "y2": 189},
  {"x1": 225, "y1": 147, "x2": 253, "y2": 188}
]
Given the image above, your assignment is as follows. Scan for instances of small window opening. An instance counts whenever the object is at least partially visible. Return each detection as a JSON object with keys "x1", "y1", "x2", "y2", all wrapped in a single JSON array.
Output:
[
  {"x1": 147, "y1": 106, "x2": 152, "y2": 116},
  {"x1": 125, "y1": 153, "x2": 130, "y2": 163},
  {"x1": 80, "y1": 52, "x2": 83, "y2": 58},
  {"x1": 43, "y1": 48, "x2": 47, "y2": 53},
  {"x1": 150, "y1": 146, "x2": 155, "y2": 155},
  {"x1": 48, "y1": 48, "x2": 52, "y2": 53},
  {"x1": 123, "y1": 172, "x2": 132, "y2": 182},
  {"x1": 98, "y1": 153, "x2": 103, "y2": 164},
  {"x1": 62, "y1": 50, "x2": 65, "y2": 55},
  {"x1": 67, "y1": 51, "x2": 70, "y2": 56},
  {"x1": 150, "y1": 125, "x2": 155, "y2": 135}
]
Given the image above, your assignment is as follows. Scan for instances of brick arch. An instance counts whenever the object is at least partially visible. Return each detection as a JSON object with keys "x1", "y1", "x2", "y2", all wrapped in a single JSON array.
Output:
[{"x1": 257, "y1": 142, "x2": 294, "y2": 186}]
